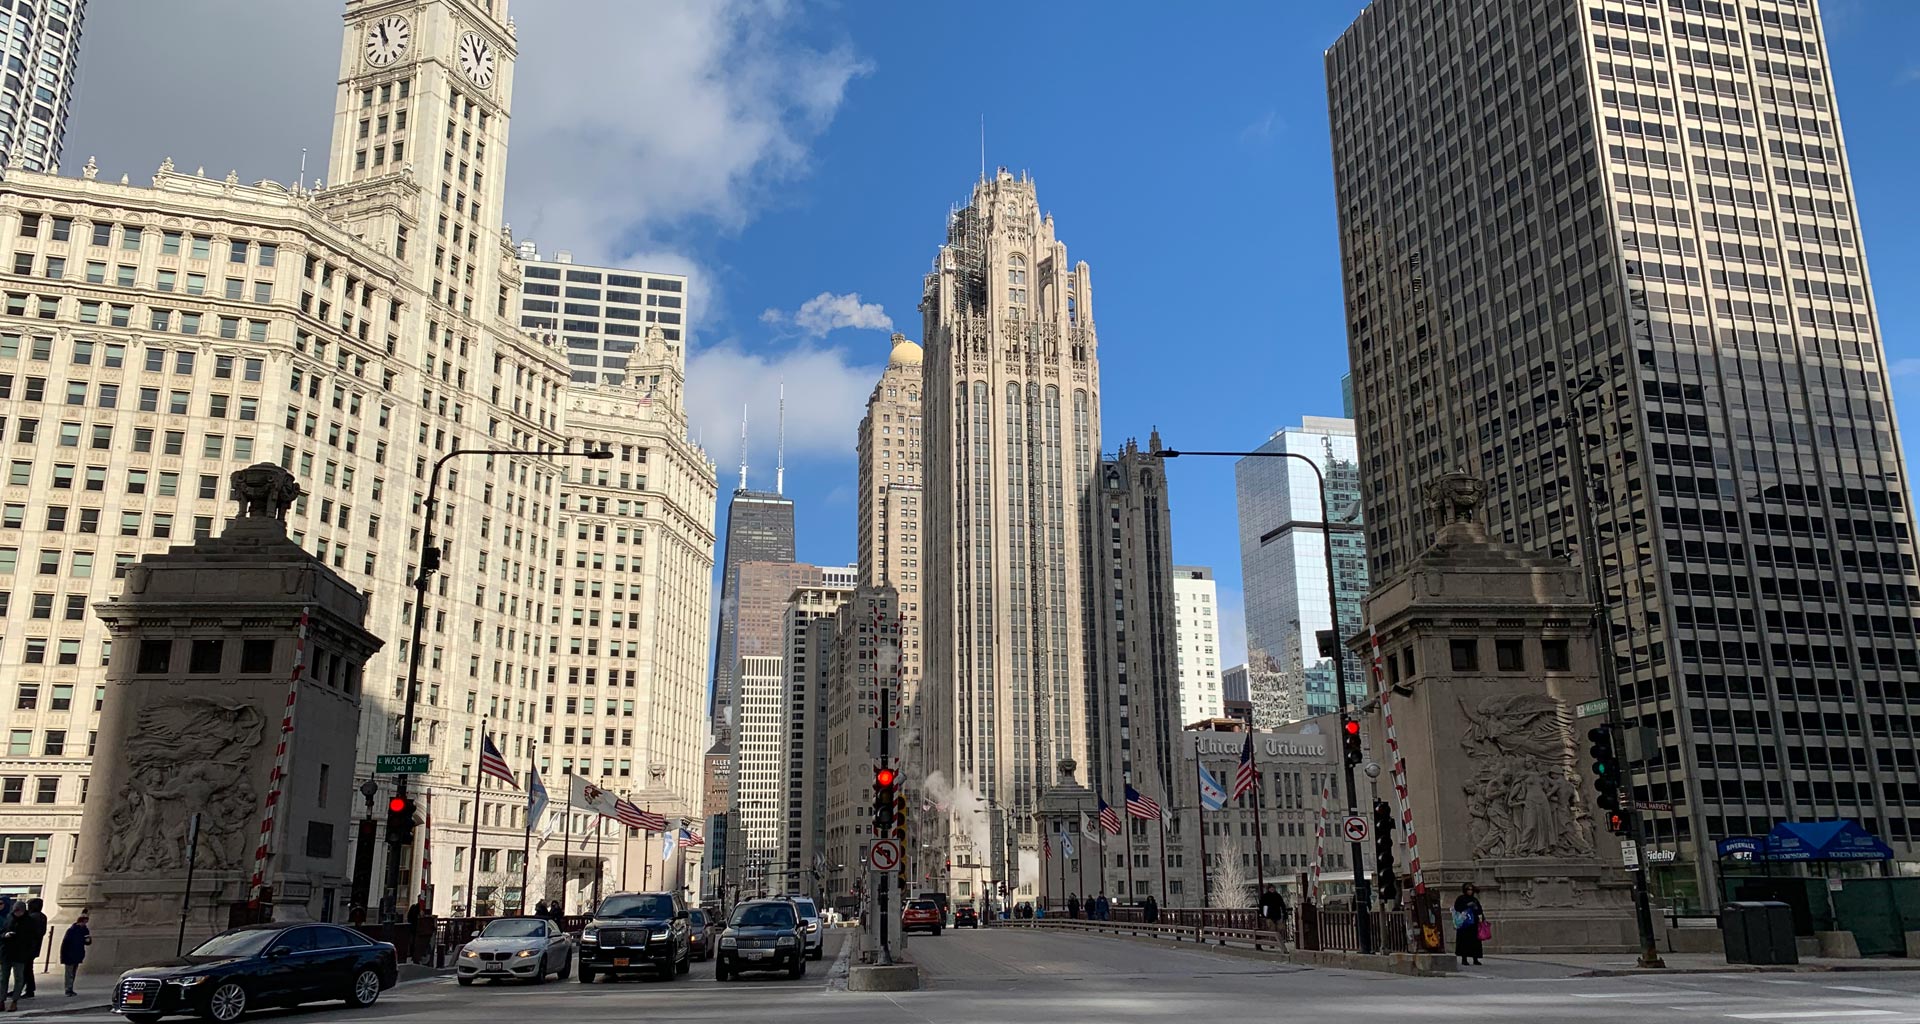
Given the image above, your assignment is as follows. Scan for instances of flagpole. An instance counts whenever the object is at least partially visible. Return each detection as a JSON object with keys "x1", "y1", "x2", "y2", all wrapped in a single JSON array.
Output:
[
  {"x1": 1058, "y1": 820, "x2": 1068, "y2": 910},
  {"x1": 561, "y1": 796, "x2": 572, "y2": 915},
  {"x1": 1075, "y1": 818, "x2": 1085, "y2": 909},
  {"x1": 519, "y1": 742, "x2": 534, "y2": 915},
  {"x1": 467, "y1": 720, "x2": 485, "y2": 917},
  {"x1": 594, "y1": 818, "x2": 604, "y2": 908},
  {"x1": 1093, "y1": 804, "x2": 1107, "y2": 905},
  {"x1": 1195, "y1": 750, "x2": 1211, "y2": 908},
  {"x1": 1121, "y1": 789, "x2": 1136, "y2": 905},
  {"x1": 1157, "y1": 810, "x2": 1169, "y2": 906},
  {"x1": 1251, "y1": 743, "x2": 1269, "y2": 901}
]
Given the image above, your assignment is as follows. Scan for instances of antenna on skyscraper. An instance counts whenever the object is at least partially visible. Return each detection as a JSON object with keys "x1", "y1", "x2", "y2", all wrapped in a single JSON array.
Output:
[
  {"x1": 738, "y1": 405, "x2": 749, "y2": 492},
  {"x1": 776, "y1": 381, "x2": 786, "y2": 496},
  {"x1": 980, "y1": 115, "x2": 986, "y2": 182}
]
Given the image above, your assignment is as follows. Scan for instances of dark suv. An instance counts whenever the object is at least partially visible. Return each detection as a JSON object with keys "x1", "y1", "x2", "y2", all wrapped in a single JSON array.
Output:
[
  {"x1": 578, "y1": 892, "x2": 691, "y2": 983},
  {"x1": 715, "y1": 899, "x2": 806, "y2": 981}
]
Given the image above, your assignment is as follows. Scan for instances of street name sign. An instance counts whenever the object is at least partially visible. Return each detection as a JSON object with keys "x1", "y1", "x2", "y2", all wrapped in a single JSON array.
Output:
[
  {"x1": 1576, "y1": 698, "x2": 1611, "y2": 719},
  {"x1": 374, "y1": 753, "x2": 431, "y2": 775}
]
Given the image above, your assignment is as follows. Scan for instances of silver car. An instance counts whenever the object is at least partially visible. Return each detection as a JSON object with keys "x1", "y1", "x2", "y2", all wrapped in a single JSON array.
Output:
[
  {"x1": 786, "y1": 896, "x2": 825, "y2": 960},
  {"x1": 456, "y1": 917, "x2": 573, "y2": 985}
]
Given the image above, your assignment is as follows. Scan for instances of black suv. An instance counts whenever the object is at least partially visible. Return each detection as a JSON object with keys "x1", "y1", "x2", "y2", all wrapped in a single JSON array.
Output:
[
  {"x1": 715, "y1": 899, "x2": 806, "y2": 981},
  {"x1": 578, "y1": 892, "x2": 691, "y2": 983}
]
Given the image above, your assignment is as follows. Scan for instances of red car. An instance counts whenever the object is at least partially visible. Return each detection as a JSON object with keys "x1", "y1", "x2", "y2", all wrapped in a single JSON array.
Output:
[{"x1": 901, "y1": 899, "x2": 944, "y2": 936}]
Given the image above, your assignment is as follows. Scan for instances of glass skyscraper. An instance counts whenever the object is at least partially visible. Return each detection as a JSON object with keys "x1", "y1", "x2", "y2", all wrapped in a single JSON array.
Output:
[
  {"x1": 1330, "y1": 0, "x2": 1919, "y2": 901},
  {"x1": 515, "y1": 242, "x2": 687, "y2": 385},
  {"x1": 1235, "y1": 417, "x2": 1367, "y2": 725},
  {"x1": 0, "y1": 0, "x2": 81, "y2": 173}
]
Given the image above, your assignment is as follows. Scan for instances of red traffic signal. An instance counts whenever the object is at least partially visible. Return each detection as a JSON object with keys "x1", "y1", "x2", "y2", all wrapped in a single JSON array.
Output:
[
  {"x1": 388, "y1": 796, "x2": 409, "y2": 814},
  {"x1": 875, "y1": 767, "x2": 897, "y2": 787},
  {"x1": 1343, "y1": 720, "x2": 1361, "y2": 736}
]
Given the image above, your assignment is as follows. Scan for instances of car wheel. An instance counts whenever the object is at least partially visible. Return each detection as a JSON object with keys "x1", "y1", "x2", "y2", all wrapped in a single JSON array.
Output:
[
  {"x1": 125, "y1": 1015, "x2": 163, "y2": 1024},
  {"x1": 935, "y1": 926, "x2": 943, "y2": 936},
  {"x1": 676, "y1": 950, "x2": 690, "y2": 975},
  {"x1": 578, "y1": 966, "x2": 595, "y2": 984},
  {"x1": 203, "y1": 980, "x2": 249, "y2": 1023},
  {"x1": 347, "y1": 968, "x2": 382, "y2": 1007},
  {"x1": 809, "y1": 945, "x2": 823, "y2": 961},
  {"x1": 788, "y1": 958, "x2": 805, "y2": 980}
]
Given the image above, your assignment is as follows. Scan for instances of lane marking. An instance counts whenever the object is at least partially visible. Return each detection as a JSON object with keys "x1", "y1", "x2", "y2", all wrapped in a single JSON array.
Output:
[
  {"x1": 1825, "y1": 987, "x2": 1902, "y2": 995},
  {"x1": 1726, "y1": 1011, "x2": 1898, "y2": 1020}
]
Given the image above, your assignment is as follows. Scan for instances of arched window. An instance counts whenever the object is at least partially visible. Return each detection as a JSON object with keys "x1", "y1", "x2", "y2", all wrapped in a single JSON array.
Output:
[{"x1": 1007, "y1": 254, "x2": 1028, "y2": 309}]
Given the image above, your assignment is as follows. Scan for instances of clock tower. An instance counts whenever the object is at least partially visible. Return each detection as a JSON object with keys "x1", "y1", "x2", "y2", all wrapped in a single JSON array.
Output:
[{"x1": 324, "y1": 0, "x2": 516, "y2": 315}]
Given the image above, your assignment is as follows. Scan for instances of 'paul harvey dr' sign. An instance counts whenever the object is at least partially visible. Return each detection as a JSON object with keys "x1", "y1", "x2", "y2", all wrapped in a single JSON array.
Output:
[{"x1": 1191, "y1": 734, "x2": 1328, "y2": 759}]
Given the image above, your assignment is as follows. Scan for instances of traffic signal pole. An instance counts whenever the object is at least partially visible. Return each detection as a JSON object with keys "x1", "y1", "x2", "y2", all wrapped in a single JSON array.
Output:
[{"x1": 1565, "y1": 382, "x2": 1665, "y2": 969}]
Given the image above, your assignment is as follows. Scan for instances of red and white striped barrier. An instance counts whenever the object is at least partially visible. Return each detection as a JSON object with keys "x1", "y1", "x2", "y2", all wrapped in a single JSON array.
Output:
[
  {"x1": 250, "y1": 608, "x2": 311, "y2": 902},
  {"x1": 1371, "y1": 626, "x2": 1425, "y2": 897},
  {"x1": 1309, "y1": 778, "x2": 1331, "y2": 901}
]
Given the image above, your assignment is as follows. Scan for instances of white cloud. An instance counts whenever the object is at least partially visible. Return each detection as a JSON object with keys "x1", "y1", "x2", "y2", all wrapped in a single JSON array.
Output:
[
  {"x1": 685, "y1": 340, "x2": 881, "y2": 474},
  {"x1": 761, "y1": 291, "x2": 895, "y2": 336},
  {"x1": 509, "y1": 1, "x2": 872, "y2": 269}
]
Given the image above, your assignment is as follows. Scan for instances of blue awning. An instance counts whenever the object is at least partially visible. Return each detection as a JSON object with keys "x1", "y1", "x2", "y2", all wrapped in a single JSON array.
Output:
[{"x1": 1762, "y1": 820, "x2": 1893, "y2": 862}]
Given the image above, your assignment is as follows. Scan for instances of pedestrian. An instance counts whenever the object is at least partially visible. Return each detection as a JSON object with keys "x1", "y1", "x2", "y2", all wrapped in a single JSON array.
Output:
[
  {"x1": 533, "y1": 900, "x2": 547, "y2": 918},
  {"x1": 1066, "y1": 893, "x2": 1080, "y2": 919},
  {"x1": 1094, "y1": 892, "x2": 1109, "y2": 921},
  {"x1": 2, "y1": 901, "x2": 35, "y2": 1012},
  {"x1": 19, "y1": 901, "x2": 45, "y2": 999},
  {"x1": 1453, "y1": 882, "x2": 1487, "y2": 966},
  {"x1": 59, "y1": 916, "x2": 90, "y2": 997},
  {"x1": 1142, "y1": 894, "x2": 1158, "y2": 924},
  {"x1": 1258, "y1": 883, "x2": 1291, "y2": 947}
]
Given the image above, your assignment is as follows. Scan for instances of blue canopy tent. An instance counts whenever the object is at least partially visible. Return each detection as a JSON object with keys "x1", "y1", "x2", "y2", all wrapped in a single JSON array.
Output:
[
  {"x1": 1716, "y1": 822, "x2": 1896, "y2": 938},
  {"x1": 1761, "y1": 821, "x2": 1894, "y2": 863}
]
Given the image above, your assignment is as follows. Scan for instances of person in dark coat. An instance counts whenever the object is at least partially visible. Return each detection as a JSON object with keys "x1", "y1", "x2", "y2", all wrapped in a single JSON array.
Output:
[
  {"x1": 2, "y1": 901, "x2": 36, "y2": 1011},
  {"x1": 59, "y1": 915, "x2": 90, "y2": 997},
  {"x1": 1066, "y1": 894, "x2": 1080, "y2": 919},
  {"x1": 19, "y1": 900, "x2": 46, "y2": 998},
  {"x1": 1258, "y1": 884, "x2": 1291, "y2": 948},
  {"x1": 1453, "y1": 882, "x2": 1486, "y2": 965},
  {"x1": 1141, "y1": 894, "x2": 1159, "y2": 924}
]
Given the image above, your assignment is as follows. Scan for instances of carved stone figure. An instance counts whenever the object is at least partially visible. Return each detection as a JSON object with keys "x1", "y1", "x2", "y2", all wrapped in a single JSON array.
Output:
[
  {"x1": 230, "y1": 463, "x2": 303, "y2": 519},
  {"x1": 1425, "y1": 471, "x2": 1486, "y2": 529},
  {"x1": 82, "y1": 155, "x2": 98, "y2": 180},
  {"x1": 106, "y1": 698, "x2": 266, "y2": 873},
  {"x1": 1458, "y1": 693, "x2": 1592, "y2": 858}
]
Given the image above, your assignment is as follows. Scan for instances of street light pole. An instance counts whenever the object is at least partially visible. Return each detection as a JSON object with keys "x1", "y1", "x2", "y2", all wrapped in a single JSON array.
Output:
[
  {"x1": 1564, "y1": 376, "x2": 1667, "y2": 969},
  {"x1": 1156, "y1": 447, "x2": 1373, "y2": 953},
  {"x1": 381, "y1": 444, "x2": 613, "y2": 918}
]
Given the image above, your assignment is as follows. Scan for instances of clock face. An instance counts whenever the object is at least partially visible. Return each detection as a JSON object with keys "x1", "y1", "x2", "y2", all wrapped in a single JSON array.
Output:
[
  {"x1": 364, "y1": 15, "x2": 410, "y2": 68},
  {"x1": 457, "y1": 31, "x2": 496, "y2": 87}
]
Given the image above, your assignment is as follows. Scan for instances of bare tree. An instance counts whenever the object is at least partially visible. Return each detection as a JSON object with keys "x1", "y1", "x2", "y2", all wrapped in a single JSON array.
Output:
[{"x1": 1209, "y1": 838, "x2": 1258, "y2": 910}]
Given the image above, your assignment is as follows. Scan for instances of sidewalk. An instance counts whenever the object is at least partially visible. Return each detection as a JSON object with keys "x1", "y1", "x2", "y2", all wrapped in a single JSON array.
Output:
[{"x1": 1478, "y1": 951, "x2": 1920, "y2": 978}]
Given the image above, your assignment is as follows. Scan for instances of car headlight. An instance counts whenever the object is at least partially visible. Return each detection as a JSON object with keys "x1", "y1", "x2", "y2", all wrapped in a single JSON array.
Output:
[
  {"x1": 580, "y1": 928, "x2": 598, "y2": 943},
  {"x1": 651, "y1": 930, "x2": 671, "y2": 942},
  {"x1": 776, "y1": 935, "x2": 797, "y2": 946},
  {"x1": 460, "y1": 949, "x2": 480, "y2": 959},
  {"x1": 515, "y1": 948, "x2": 539, "y2": 958},
  {"x1": 169, "y1": 975, "x2": 211, "y2": 986},
  {"x1": 719, "y1": 936, "x2": 737, "y2": 948}
]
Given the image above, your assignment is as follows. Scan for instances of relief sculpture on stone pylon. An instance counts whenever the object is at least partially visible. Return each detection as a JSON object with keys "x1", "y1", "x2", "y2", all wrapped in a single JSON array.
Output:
[
  {"x1": 106, "y1": 698, "x2": 267, "y2": 874},
  {"x1": 1458, "y1": 693, "x2": 1593, "y2": 858}
]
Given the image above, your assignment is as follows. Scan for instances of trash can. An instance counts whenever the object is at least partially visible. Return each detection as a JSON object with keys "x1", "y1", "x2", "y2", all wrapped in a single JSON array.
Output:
[{"x1": 1721, "y1": 901, "x2": 1799, "y2": 965}]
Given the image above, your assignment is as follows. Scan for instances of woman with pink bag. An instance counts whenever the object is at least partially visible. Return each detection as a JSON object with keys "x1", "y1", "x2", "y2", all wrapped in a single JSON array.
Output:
[{"x1": 1452, "y1": 883, "x2": 1488, "y2": 965}]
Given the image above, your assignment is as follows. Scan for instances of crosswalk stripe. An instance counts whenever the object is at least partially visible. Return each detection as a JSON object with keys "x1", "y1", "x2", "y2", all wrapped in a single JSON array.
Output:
[{"x1": 1726, "y1": 1011, "x2": 1898, "y2": 1020}]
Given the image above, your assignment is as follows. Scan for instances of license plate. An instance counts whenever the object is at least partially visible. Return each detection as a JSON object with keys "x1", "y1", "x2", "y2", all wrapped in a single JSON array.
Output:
[
  {"x1": 126, "y1": 993, "x2": 145, "y2": 1005},
  {"x1": 612, "y1": 958, "x2": 629, "y2": 967},
  {"x1": 744, "y1": 950, "x2": 770, "y2": 959}
]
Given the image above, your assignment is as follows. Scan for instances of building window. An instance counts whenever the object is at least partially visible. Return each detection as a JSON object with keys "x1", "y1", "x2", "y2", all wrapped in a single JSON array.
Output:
[
  {"x1": 1494, "y1": 638, "x2": 1525, "y2": 672},
  {"x1": 1543, "y1": 639, "x2": 1571, "y2": 672},
  {"x1": 1449, "y1": 638, "x2": 1479, "y2": 673}
]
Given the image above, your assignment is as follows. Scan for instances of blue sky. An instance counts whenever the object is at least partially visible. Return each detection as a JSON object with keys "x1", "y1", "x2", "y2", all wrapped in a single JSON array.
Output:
[
  {"x1": 693, "y1": 0, "x2": 1920, "y2": 665},
  {"x1": 64, "y1": 1, "x2": 1920, "y2": 666}
]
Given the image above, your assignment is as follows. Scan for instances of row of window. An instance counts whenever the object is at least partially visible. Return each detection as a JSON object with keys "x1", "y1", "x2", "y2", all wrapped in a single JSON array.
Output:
[
  {"x1": 17, "y1": 214, "x2": 278, "y2": 268},
  {"x1": 4, "y1": 727, "x2": 94, "y2": 756}
]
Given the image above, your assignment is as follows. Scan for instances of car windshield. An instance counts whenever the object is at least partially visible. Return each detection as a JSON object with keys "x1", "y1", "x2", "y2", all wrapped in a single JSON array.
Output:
[
  {"x1": 188, "y1": 929, "x2": 277, "y2": 958},
  {"x1": 597, "y1": 894, "x2": 674, "y2": 919},
  {"x1": 789, "y1": 898, "x2": 817, "y2": 917},
  {"x1": 688, "y1": 910, "x2": 706, "y2": 927},
  {"x1": 730, "y1": 904, "x2": 795, "y2": 928},
  {"x1": 481, "y1": 919, "x2": 547, "y2": 938},
  {"x1": 908, "y1": 900, "x2": 936, "y2": 910}
]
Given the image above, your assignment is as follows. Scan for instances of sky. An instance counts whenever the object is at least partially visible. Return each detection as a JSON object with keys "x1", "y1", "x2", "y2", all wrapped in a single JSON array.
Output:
[{"x1": 61, "y1": 0, "x2": 1920, "y2": 668}]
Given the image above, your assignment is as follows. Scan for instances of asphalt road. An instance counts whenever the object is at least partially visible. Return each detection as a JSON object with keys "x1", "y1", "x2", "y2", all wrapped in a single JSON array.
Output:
[{"x1": 31, "y1": 927, "x2": 1920, "y2": 1023}]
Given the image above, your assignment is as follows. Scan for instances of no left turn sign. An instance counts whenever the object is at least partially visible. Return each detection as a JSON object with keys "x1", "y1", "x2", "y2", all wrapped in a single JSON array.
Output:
[
  {"x1": 869, "y1": 838, "x2": 902, "y2": 872},
  {"x1": 1342, "y1": 815, "x2": 1369, "y2": 844}
]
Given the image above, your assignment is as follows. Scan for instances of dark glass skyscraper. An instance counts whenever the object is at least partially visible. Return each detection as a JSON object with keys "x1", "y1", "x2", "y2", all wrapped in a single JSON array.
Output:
[
  {"x1": 710, "y1": 489, "x2": 796, "y2": 733},
  {"x1": 1329, "y1": 0, "x2": 1919, "y2": 901}
]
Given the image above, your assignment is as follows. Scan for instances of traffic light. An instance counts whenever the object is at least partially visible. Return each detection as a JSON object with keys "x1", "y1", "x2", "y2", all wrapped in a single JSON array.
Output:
[
  {"x1": 1588, "y1": 725, "x2": 1621, "y2": 812},
  {"x1": 1372, "y1": 799, "x2": 1399, "y2": 904},
  {"x1": 891, "y1": 787, "x2": 908, "y2": 841},
  {"x1": 387, "y1": 796, "x2": 417, "y2": 844},
  {"x1": 1342, "y1": 719, "x2": 1364, "y2": 766},
  {"x1": 872, "y1": 766, "x2": 898, "y2": 836},
  {"x1": 1606, "y1": 811, "x2": 1627, "y2": 835}
]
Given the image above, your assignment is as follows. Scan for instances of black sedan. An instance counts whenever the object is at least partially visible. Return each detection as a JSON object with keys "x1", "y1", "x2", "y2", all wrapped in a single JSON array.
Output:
[
  {"x1": 715, "y1": 899, "x2": 806, "y2": 981},
  {"x1": 113, "y1": 922, "x2": 397, "y2": 1023}
]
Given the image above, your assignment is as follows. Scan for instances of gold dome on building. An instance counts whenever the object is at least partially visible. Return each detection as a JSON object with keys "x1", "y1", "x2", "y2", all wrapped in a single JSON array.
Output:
[{"x1": 887, "y1": 332, "x2": 923, "y2": 367}]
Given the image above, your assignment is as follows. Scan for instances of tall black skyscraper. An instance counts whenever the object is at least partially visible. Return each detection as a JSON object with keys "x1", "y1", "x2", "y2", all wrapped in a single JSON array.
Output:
[
  {"x1": 1329, "y1": 0, "x2": 1919, "y2": 895},
  {"x1": 711, "y1": 486, "x2": 796, "y2": 734}
]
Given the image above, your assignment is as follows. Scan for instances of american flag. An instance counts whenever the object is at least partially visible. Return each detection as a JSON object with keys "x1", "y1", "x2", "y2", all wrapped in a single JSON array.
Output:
[
  {"x1": 1097, "y1": 798, "x2": 1122, "y2": 835},
  {"x1": 1042, "y1": 831, "x2": 1052, "y2": 860},
  {"x1": 1124, "y1": 783, "x2": 1160, "y2": 820},
  {"x1": 479, "y1": 735, "x2": 518, "y2": 789},
  {"x1": 613, "y1": 797, "x2": 667, "y2": 832},
  {"x1": 1232, "y1": 731, "x2": 1259, "y2": 801},
  {"x1": 678, "y1": 826, "x2": 705, "y2": 849}
]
